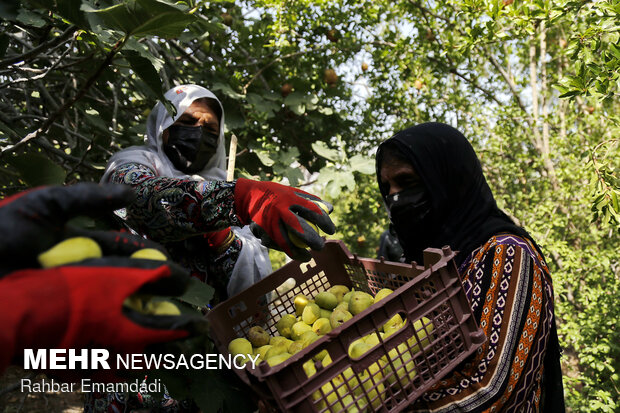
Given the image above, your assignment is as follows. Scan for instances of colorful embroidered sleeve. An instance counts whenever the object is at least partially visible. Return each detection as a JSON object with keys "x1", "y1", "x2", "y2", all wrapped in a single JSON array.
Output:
[
  {"x1": 108, "y1": 162, "x2": 243, "y2": 243},
  {"x1": 413, "y1": 235, "x2": 555, "y2": 413}
]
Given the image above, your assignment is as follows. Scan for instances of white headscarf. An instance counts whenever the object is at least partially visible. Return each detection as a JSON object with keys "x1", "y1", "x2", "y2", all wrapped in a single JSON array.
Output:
[
  {"x1": 102, "y1": 84, "x2": 227, "y2": 182},
  {"x1": 101, "y1": 84, "x2": 272, "y2": 298}
]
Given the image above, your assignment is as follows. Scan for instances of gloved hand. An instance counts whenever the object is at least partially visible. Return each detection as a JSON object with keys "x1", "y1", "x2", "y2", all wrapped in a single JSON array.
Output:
[
  {"x1": 233, "y1": 178, "x2": 336, "y2": 261},
  {"x1": 0, "y1": 183, "x2": 149, "y2": 276},
  {"x1": 0, "y1": 256, "x2": 207, "y2": 379}
]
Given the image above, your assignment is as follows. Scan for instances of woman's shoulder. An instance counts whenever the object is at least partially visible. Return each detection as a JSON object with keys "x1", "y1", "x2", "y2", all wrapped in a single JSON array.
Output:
[{"x1": 484, "y1": 233, "x2": 549, "y2": 272}]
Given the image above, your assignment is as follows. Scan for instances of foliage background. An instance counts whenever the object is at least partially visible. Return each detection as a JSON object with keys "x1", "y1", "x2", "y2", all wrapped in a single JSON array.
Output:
[{"x1": 0, "y1": 0, "x2": 618, "y2": 411}]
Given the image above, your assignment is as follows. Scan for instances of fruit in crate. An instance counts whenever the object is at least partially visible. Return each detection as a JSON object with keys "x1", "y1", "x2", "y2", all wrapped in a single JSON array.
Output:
[
  {"x1": 408, "y1": 317, "x2": 434, "y2": 353},
  {"x1": 302, "y1": 303, "x2": 321, "y2": 324},
  {"x1": 291, "y1": 321, "x2": 314, "y2": 340},
  {"x1": 312, "y1": 317, "x2": 332, "y2": 335},
  {"x1": 228, "y1": 338, "x2": 253, "y2": 365},
  {"x1": 319, "y1": 308, "x2": 332, "y2": 319},
  {"x1": 314, "y1": 291, "x2": 338, "y2": 310},
  {"x1": 383, "y1": 313, "x2": 405, "y2": 337},
  {"x1": 348, "y1": 291, "x2": 374, "y2": 315},
  {"x1": 330, "y1": 308, "x2": 353, "y2": 328},
  {"x1": 266, "y1": 352, "x2": 292, "y2": 366},
  {"x1": 294, "y1": 294, "x2": 311, "y2": 316},
  {"x1": 275, "y1": 314, "x2": 297, "y2": 338},
  {"x1": 374, "y1": 288, "x2": 393, "y2": 303},
  {"x1": 328, "y1": 285, "x2": 350, "y2": 302},
  {"x1": 254, "y1": 345, "x2": 272, "y2": 361},
  {"x1": 248, "y1": 326, "x2": 270, "y2": 347},
  {"x1": 224, "y1": 280, "x2": 435, "y2": 411}
]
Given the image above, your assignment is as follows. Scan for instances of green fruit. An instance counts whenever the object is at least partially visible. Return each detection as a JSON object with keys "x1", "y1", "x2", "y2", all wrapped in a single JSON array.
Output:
[
  {"x1": 384, "y1": 343, "x2": 416, "y2": 385},
  {"x1": 228, "y1": 338, "x2": 253, "y2": 365},
  {"x1": 312, "y1": 318, "x2": 332, "y2": 335},
  {"x1": 130, "y1": 248, "x2": 167, "y2": 261},
  {"x1": 314, "y1": 291, "x2": 338, "y2": 310},
  {"x1": 348, "y1": 291, "x2": 374, "y2": 315},
  {"x1": 342, "y1": 290, "x2": 354, "y2": 303},
  {"x1": 374, "y1": 288, "x2": 394, "y2": 303},
  {"x1": 247, "y1": 326, "x2": 270, "y2": 347},
  {"x1": 383, "y1": 314, "x2": 404, "y2": 337},
  {"x1": 275, "y1": 314, "x2": 297, "y2": 338},
  {"x1": 266, "y1": 352, "x2": 292, "y2": 366},
  {"x1": 319, "y1": 308, "x2": 332, "y2": 319},
  {"x1": 291, "y1": 321, "x2": 313, "y2": 340},
  {"x1": 322, "y1": 353, "x2": 333, "y2": 366},
  {"x1": 37, "y1": 237, "x2": 102, "y2": 268},
  {"x1": 348, "y1": 340, "x2": 373, "y2": 359},
  {"x1": 294, "y1": 294, "x2": 311, "y2": 316},
  {"x1": 302, "y1": 303, "x2": 321, "y2": 325},
  {"x1": 288, "y1": 221, "x2": 319, "y2": 248},
  {"x1": 327, "y1": 285, "x2": 350, "y2": 302},
  {"x1": 144, "y1": 300, "x2": 181, "y2": 315},
  {"x1": 303, "y1": 359, "x2": 317, "y2": 377},
  {"x1": 408, "y1": 317, "x2": 434, "y2": 353},
  {"x1": 357, "y1": 361, "x2": 386, "y2": 409},
  {"x1": 265, "y1": 342, "x2": 289, "y2": 360},
  {"x1": 330, "y1": 308, "x2": 353, "y2": 329},
  {"x1": 254, "y1": 345, "x2": 272, "y2": 360},
  {"x1": 123, "y1": 295, "x2": 144, "y2": 312},
  {"x1": 334, "y1": 301, "x2": 349, "y2": 312},
  {"x1": 364, "y1": 332, "x2": 382, "y2": 347},
  {"x1": 312, "y1": 349, "x2": 328, "y2": 362},
  {"x1": 288, "y1": 340, "x2": 304, "y2": 354},
  {"x1": 269, "y1": 336, "x2": 293, "y2": 347},
  {"x1": 299, "y1": 330, "x2": 319, "y2": 343}
]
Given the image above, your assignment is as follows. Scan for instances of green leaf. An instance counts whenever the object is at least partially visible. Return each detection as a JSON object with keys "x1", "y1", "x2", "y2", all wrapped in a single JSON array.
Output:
[
  {"x1": 254, "y1": 150, "x2": 275, "y2": 167},
  {"x1": 7, "y1": 154, "x2": 67, "y2": 186},
  {"x1": 211, "y1": 82, "x2": 245, "y2": 100},
  {"x1": 17, "y1": 8, "x2": 47, "y2": 27},
  {"x1": 284, "y1": 91, "x2": 310, "y2": 115},
  {"x1": 559, "y1": 90, "x2": 581, "y2": 98},
  {"x1": 312, "y1": 141, "x2": 340, "y2": 162},
  {"x1": 177, "y1": 278, "x2": 214, "y2": 308},
  {"x1": 349, "y1": 154, "x2": 375, "y2": 174},
  {"x1": 81, "y1": 0, "x2": 195, "y2": 38},
  {"x1": 246, "y1": 93, "x2": 280, "y2": 116},
  {"x1": 123, "y1": 50, "x2": 175, "y2": 117}
]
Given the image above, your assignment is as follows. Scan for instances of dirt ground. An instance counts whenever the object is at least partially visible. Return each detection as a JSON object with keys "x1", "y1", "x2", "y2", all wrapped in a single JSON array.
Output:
[{"x1": 0, "y1": 367, "x2": 83, "y2": 413}]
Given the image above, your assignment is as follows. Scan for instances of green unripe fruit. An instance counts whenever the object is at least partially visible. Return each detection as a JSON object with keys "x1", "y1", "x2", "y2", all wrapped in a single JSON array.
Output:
[{"x1": 38, "y1": 237, "x2": 102, "y2": 268}]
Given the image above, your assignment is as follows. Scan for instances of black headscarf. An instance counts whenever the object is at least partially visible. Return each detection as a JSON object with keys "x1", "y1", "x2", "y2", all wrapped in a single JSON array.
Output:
[{"x1": 376, "y1": 122, "x2": 534, "y2": 267}]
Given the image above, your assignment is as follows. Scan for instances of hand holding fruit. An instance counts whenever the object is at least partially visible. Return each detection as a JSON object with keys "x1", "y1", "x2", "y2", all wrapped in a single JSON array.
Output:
[
  {"x1": 0, "y1": 183, "x2": 137, "y2": 275},
  {"x1": 233, "y1": 178, "x2": 335, "y2": 262}
]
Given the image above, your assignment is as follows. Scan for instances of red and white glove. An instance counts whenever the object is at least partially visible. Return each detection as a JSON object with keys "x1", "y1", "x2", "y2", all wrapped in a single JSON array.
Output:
[{"x1": 233, "y1": 178, "x2": 335, "y2": 261}]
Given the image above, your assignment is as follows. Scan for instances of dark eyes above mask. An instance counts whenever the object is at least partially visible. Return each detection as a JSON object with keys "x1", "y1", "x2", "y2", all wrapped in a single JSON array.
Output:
[{"x1": 163, "y1": 125, "x2": 219, "y2": 174}]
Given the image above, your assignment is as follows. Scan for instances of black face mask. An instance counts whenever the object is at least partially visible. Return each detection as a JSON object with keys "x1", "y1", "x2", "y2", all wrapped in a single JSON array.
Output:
[
  {"x1": 385, "y1": 186, "x2": 434, "y2": 263},
  {"x1": 163, "y1": 125, "x2": 218, "y2": 174}
]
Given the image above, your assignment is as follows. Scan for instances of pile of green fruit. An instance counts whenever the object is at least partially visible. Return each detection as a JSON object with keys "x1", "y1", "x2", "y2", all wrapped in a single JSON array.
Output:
[{"x1": 227, "y1": 284, "x2": 436, "y2": 412}]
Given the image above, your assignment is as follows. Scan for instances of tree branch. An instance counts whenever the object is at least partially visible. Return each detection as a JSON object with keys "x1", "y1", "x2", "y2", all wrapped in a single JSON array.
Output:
[
  {"x1": 0, "y1": 25, "x2": 77, "y2": 68},
  {"x1": 0, "y1": 37, "x2": 127, "y2": 158}
]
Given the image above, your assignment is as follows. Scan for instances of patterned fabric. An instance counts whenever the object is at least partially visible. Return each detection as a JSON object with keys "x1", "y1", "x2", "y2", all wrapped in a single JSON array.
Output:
[
  {"x1": 411, "y1": 234, "x2": 555, "y2": 413},
  {"x1": 110, "y1": 162, "x2": 241, "y2": 243}
]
